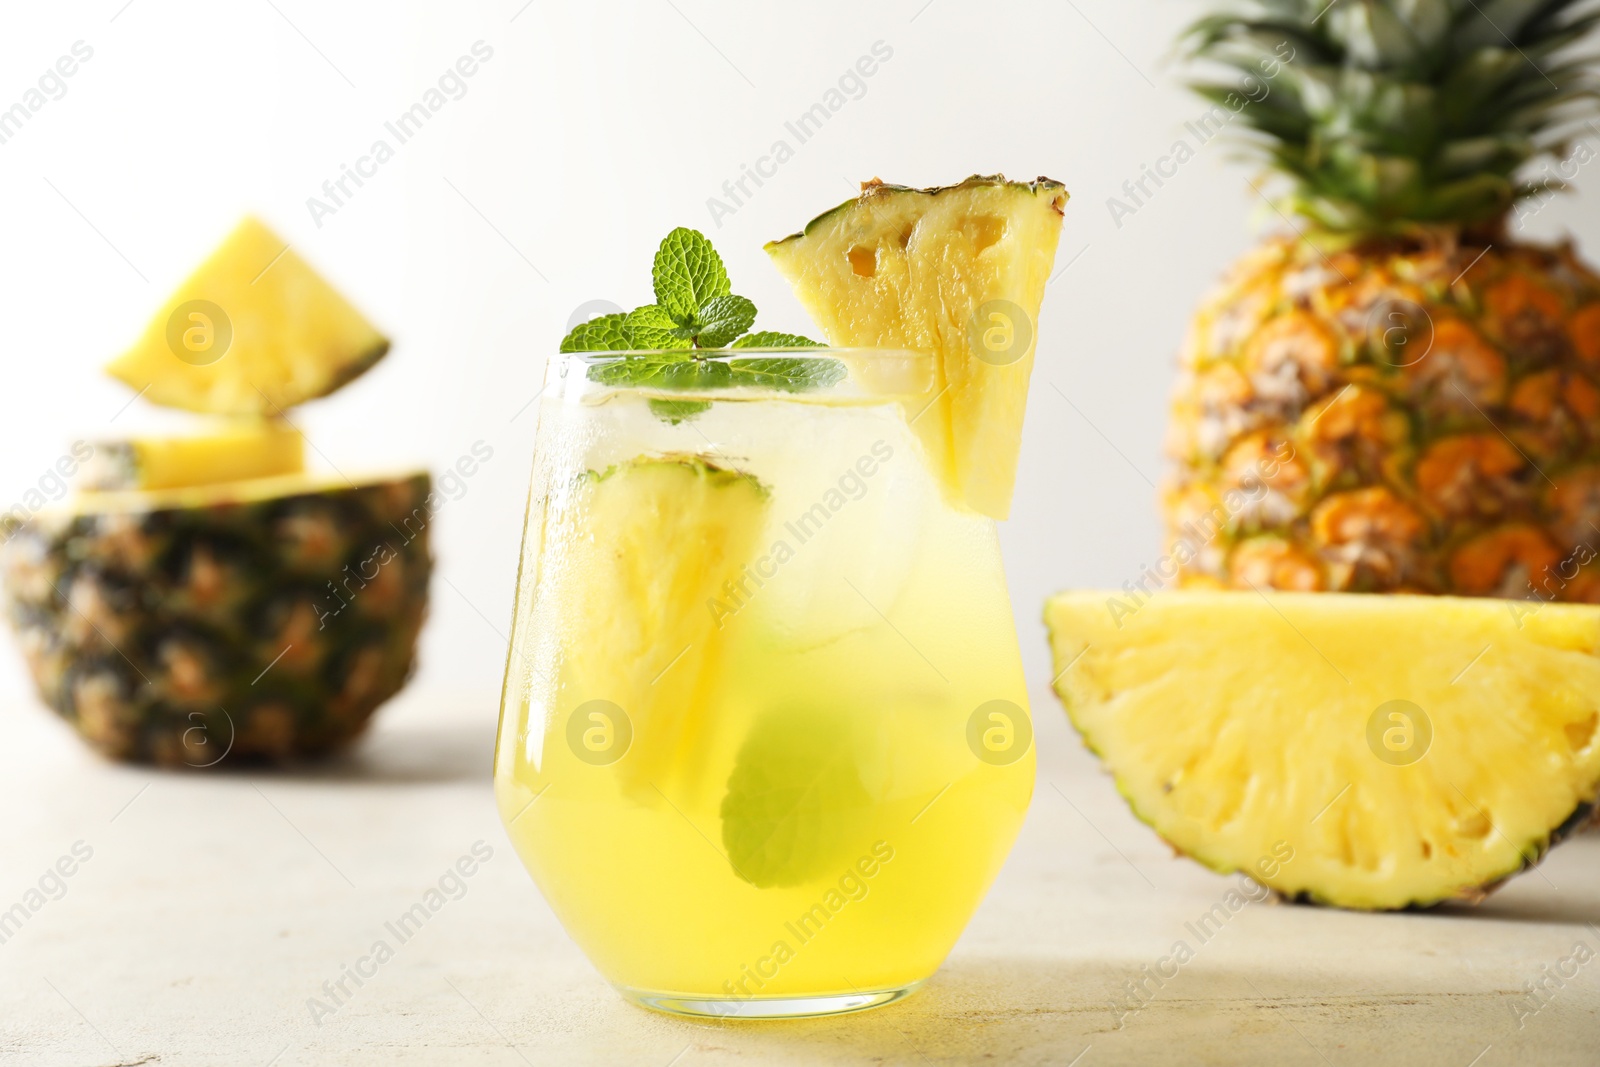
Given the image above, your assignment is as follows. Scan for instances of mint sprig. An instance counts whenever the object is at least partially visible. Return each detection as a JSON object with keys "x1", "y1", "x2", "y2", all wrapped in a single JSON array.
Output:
[{"x1": 559, "y1": 228, "x2": 833, "y2": 423}]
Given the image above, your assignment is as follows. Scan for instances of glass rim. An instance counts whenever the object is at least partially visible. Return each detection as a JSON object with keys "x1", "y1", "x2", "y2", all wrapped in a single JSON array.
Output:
[
  {"x1": 543, "y1": 347, "x2": 936, "y2": 404},
  {"x1": 551, "y1": 346, "x2": 934, "y2": 363}
]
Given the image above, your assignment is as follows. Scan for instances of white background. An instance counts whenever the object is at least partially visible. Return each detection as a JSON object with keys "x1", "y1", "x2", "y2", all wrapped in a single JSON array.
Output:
[{"x1": 1, "y1": 0, "x2": 1596, "y2": 714}]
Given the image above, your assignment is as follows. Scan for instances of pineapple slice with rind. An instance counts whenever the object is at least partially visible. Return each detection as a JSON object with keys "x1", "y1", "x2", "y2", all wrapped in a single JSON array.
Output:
[
  {"x1": 80, "y1": 421, "x2": 304, "y2": 491},
  {"x1": 553, "y1": 455, "x2": 769, "y2": 795},
  {"x1": 106, "y1": 217, "x2": 388, "y2": 415},
  {"x1": 766, "y1": 175, "x2": 1067, "y2": 519},
  {"x1": 1045, "y1": 590, "x2": 1600, "y2": 910}
]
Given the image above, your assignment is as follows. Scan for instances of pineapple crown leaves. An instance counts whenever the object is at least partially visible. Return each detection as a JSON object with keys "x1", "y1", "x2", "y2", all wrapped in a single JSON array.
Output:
[
  {"x1": 1182, "y1": 0, "x2": 1600, "y2": 233},
  {"x1": 559, "y1": 228, "x2": 835, "y2": 423}
]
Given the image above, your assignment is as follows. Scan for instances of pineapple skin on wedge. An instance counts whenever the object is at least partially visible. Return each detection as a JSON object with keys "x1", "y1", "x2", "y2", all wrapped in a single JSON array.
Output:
[
  {"x1": 549, "y1": 455, "x2": 769, "y2": 797},
  {"x1": 766, "y1": 175, "x2": 1066, "y2": 519},
  {"x1": 1045, "y1": 590, "x2": 1600, "y2": 910},
  {"x1": 106, "y1": 217, "x2": 389, "y2": 416},
  {"x1": 80, "y1": 421, "x2": 304, "y2": 491}
]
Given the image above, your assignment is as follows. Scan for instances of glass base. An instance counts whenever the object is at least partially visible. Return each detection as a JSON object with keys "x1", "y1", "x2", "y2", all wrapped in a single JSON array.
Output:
[{"x1": 618, "y1": 980, "x2": 924, "y2": 1019}]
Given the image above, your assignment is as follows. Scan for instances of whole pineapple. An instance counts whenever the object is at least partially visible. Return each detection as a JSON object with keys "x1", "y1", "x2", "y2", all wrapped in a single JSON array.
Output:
[{"x1": 1166, "y1": 0, "x2": 1600, "y2": 602}]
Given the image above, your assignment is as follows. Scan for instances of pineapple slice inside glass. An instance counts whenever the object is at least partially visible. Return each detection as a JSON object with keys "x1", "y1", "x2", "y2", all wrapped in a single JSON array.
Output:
[
  {"x1": 105, "y1": 217, "x2": 389, "y2": 415},
  {"x1": 81, "y1": 421, "x2": 304, "y2": 491},
  {"x1": 765, "y1": 175, "x2": 1067, "y2": 519},
  {"x1": 551, "y1": 455, "x2": 769, "y2": 796},
  {"x1": 1045, "y1": 590, "x2": 1600, "y2": 910}
]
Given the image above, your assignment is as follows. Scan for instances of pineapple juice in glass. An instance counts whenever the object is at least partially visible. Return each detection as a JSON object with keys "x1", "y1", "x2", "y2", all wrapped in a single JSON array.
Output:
[{"x1": 494, "y1": 349, "x2": 1034, "y2": 1018}]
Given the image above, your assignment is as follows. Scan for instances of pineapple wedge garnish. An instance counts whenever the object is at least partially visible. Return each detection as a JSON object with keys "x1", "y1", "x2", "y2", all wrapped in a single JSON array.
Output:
[
  {"x1": 1045, "y1": 590, "x2": 1600, "y2": 910},
  {"x1": 80, "y1": 421, "x2": 304, "y2": 491},
  {"x1": 766, "y1": 175, "x2": 1067, "y2": 518},
  {"x1": 106, "y1": 217, "x2": 389, "y2": 416}
]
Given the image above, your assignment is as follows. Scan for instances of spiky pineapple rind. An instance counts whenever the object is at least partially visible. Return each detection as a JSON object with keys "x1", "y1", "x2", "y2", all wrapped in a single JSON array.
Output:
[
  {"x1": 764, "y1": 174, "x2": 1067, "y2": 250},
  {"x1": 0, "y1": 471, "x2": 432, "y2": 765},
  {"x1": 1166, "y1": 233, "x2": 1600, "y2": 597},
  {"x1": 589, "y1": 453, "x2": 771, "y2": 498}
]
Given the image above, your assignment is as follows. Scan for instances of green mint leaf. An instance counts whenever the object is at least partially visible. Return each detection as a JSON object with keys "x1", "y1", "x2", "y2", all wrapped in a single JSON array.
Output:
[
  {"x1": 647, "y1": 398, "x2": 711, "y2": 424},
  {"x1": 588, "y1": 354, "x2": 729, "y2": 390},
  {"x1": 728, "y1": 357, "x2": 848, "y2": 392},
  {"x1": 721, "y1": 707, "x2": 874, "y2": 888},
  {"x1": 695, "y1": 294, "x2": 758, "y2": 348},
  {"x1": 587, "y1": 355, "x2": 845, "y2": 397},
  {"x1": 588, "y1": 355, "x2": 681, "y2": 388},
  {"x1": 652, "y1": 228, "x2": 730, "y2": 323},
  {"x1": 622, "y1": 305, "x2": 690, "y2": 351},
  {"x1": 654, "y1": 357, "x2": 734, "y2": 389},
  {"x1": 559, "y1": 312, "x2": 632, "y2": 353},
  {"x1": 730, "y1": 331, "x2": 824, "y2": 349}
]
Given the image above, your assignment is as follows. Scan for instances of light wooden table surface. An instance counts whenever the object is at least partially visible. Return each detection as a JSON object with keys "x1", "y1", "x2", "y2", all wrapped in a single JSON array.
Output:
[{"x1": 1, "y1": 686, "x2": 1596, "y2": 1066}]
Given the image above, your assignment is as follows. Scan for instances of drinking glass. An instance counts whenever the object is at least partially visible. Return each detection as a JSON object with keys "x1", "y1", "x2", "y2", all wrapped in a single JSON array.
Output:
[{"x1": 494, "y1": 349, "x2": 1034, "y2": 1018}]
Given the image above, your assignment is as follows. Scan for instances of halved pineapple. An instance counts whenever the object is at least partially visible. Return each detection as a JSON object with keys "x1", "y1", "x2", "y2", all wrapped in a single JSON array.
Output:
[
  {"x1": 1045, "y1": 590, "x2": 1600, "y2": 910},
  {"x1": 766, "y1": 175, "x2": 1067, "y2": 518},
  {"x1": 2, "y1": 469, "x2": 432, "y2": 764},
  {"x1": 106, "y1": 217, "x2": 389, "y2": 415},
  {"x1": 80, "y1": 421, "x2": 304, "y2": 491},
  {"x1": 553, "y1": 455, "x2": 769, "y2": 794}
]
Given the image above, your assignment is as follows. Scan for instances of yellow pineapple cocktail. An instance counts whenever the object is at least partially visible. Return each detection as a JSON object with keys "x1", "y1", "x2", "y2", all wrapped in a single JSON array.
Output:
[{"x1": 494, "y1": 349, "x2": 1034, "y2": 1018}]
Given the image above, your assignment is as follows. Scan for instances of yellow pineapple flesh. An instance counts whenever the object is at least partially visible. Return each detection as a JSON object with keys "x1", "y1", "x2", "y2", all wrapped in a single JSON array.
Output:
[
  {"x1": 1046, "y1": 589, "x2": 1600, "y2": 909},
  {"x1": 106, "y1": 217, "x2": 389, "y2": 416},
  {"x1": 80, "y1": 421, "x2": 304, "y2": 491},
  {"x1": 544, "y1": 455, "x2": 769, "y2": 796},
  {"x1": 766, "y1": 175, "x2": 1067, "y2": 519}
]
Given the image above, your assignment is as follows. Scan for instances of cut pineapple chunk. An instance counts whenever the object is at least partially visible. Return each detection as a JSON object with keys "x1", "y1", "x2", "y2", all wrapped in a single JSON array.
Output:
[
  {"x1": 80, "y1": 421, "x2": 304, "y2": 491},
  {"x1": 1045, "y1": 590, "x2": 1600, "y2": 910},
  {"x1": 106, "y1": 217, "x2": 388, "y2": 415},
  {"x1": 555, "y1": 455, "x2": 769, "y2": 794},
  {"x1": 766, "y1": 175, "x2": 1066, "y2": 518}
]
